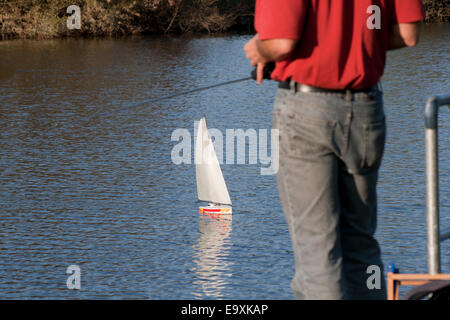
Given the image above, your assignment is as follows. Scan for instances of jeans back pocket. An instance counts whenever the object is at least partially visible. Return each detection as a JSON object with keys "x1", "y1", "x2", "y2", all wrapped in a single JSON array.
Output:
[{"x1": 283, "y1": 110, "x2": 336, "y2": 160}]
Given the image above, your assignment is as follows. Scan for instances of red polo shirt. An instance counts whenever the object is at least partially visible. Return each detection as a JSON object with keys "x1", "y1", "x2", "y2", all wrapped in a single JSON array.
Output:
[{"x1": 255, "y1": 0, "x2": 425, "y2": 89}]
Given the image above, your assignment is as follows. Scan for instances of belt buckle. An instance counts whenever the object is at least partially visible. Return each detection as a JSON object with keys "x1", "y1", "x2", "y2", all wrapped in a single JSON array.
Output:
[
  {"x1": 292, "y1": 82, "x2": 314, "y2": 93},
  {"x1": 298, "y1": 84, "x2": 312, "y2": 93}
]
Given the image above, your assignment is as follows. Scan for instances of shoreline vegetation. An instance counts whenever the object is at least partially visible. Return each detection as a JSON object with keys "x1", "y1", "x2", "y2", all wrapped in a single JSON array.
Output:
[{"x1": 0, "y1": 0, "x2": 449, "y2": 40}]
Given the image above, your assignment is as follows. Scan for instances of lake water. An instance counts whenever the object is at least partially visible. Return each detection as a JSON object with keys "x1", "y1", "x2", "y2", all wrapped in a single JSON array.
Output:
[{"x1": 0, "y1": 24, "x2": 448, "y2": 299}]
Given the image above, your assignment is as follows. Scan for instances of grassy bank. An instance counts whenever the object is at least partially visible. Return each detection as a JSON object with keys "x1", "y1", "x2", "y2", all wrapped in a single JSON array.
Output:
[
  {"x1": 0, "y1": 0, "x2": 254, "y2": 39},
  {"x1": 0, "y1": 0, "x2": 448, "y2": 40},
  {"x1": 423, "y1": 0, "x2": 450, "y2": 23}
]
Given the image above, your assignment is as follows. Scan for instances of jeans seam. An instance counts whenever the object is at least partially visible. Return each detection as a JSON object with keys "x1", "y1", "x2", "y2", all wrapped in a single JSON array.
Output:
[{"x1": 361, "y1": 124, "x2": 369, "y2": 168}]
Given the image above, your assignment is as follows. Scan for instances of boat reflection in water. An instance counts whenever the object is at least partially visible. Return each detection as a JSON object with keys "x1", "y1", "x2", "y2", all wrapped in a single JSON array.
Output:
[{"x1": 191, "y1": 212, "x2": 233, "y2": 299}]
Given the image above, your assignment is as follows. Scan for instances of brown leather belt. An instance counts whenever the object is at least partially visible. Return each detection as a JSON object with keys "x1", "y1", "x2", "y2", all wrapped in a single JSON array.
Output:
[{"x1": 278, "y1": 81, "x2": 377, "y2": 94}]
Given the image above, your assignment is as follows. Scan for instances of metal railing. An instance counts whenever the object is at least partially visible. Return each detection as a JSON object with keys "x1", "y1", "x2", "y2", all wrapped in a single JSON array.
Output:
[{"x1": 424, "y1": 93, "x2": 450, "y2": 274}]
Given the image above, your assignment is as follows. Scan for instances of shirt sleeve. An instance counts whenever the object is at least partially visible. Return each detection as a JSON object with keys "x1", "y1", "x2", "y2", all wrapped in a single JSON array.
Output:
[
  {"x1": 392, "y1": 0, "x2": 425, "y2": 24},
  {"x1": 255, "y1": 0, "x2": 309, "y2": 40}
]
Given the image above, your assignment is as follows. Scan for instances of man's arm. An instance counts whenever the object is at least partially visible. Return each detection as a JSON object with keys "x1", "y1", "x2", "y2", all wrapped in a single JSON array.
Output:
[
  {"x1": 244, "y1": 34, "x2": 298, "y2": 84},
  {"x1": 257, "y1": 38, "x2": 298, "y2": 61},
  {"x1": 388, "y1": 22, "x2": 422, "y2": 50}
]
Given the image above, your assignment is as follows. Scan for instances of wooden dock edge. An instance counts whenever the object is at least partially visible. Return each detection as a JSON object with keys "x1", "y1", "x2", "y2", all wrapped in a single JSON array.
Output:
[{"x1": 387, "y1": 272, "x2": 450, "y2": 300}]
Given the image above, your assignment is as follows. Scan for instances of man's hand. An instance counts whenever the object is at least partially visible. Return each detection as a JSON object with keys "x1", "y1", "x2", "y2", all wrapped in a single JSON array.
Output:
[
  {"x1": 244, "y1": 34, "x2": 269, "y2": 84},
  {"x1": 244, "y1": 34, "x2": 298, "y2": 84},
  {"x1": 388, "y1": 22, "x2": 422, "y2": 50}
]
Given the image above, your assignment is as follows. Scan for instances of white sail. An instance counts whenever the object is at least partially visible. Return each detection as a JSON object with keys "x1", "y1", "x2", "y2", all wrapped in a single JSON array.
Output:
[{"x1": 195, "y1": 117, "x2": 232, "y2": 206}]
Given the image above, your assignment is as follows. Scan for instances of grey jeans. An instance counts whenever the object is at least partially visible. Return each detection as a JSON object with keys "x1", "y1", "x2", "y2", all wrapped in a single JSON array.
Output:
[{"x1": 273, "y1": 83, "x2": 387, "y2": 300}]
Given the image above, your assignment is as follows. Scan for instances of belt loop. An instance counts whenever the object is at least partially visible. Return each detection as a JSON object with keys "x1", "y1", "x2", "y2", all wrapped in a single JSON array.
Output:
[
  {"x1": 377, "y1": 81, "x2": 383, "y2": 93},
  {"x1": 345, "y1": 90, "x2": 352, "y2": 102},
  {"x1": 289, "y1": 80, "x2": 296, "y2": 94}
]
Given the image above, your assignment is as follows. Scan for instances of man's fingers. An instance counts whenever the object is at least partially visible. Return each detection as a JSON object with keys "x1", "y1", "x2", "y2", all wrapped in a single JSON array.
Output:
[
  {"x1": 257, "y1": 63, "x2": 265, "y2": 84},
  {"x1": 244, "y1": 34, "x2": 269, "y2": 84}
]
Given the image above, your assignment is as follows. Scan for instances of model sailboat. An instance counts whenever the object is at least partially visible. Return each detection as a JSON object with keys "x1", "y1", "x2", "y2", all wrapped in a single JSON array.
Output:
[{"x1": 195, "y1": 117, "x2": 232, "y2": 214}]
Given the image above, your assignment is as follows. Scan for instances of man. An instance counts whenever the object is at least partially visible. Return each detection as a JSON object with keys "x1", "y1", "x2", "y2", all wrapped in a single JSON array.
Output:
[{"x1": 244, "y1": 0, "x2": 424, "y2": 299}]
